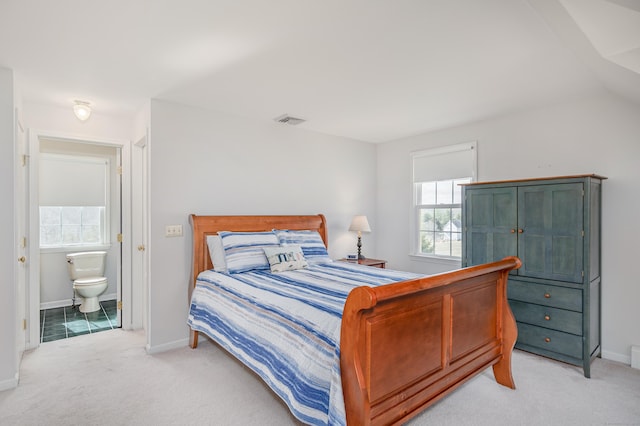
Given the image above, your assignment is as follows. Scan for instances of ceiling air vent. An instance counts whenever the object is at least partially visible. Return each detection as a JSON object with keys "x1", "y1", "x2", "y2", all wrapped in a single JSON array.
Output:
[{"x1": 274, "y1": 114, "x2": 306, "y2": 126}]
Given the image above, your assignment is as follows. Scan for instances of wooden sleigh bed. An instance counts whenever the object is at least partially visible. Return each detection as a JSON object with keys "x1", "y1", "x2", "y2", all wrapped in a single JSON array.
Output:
[{"x1": 188, "y1": 214, "x2": 521, "y2": 425}]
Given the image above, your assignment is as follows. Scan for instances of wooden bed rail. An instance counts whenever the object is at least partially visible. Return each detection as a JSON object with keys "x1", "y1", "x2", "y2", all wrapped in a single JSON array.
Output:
[{"x1": 340, "y1": 256, "x2": 521, "y2": 425}]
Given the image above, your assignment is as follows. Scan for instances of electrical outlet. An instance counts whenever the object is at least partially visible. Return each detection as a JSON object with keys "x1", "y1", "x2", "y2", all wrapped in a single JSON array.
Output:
[{"x1": 165, "y1": 225, "x2": 183, "y2": 237}]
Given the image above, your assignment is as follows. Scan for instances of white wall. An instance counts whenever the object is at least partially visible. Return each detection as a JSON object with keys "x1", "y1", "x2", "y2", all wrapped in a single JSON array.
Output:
[
  {"x1": 0, "y1": 68, "x2": 17, "y2": 390},
  {"x1": 24, "y1": 103, "x2": 133, "y2": 141},
  {"x1": 376, "y1": 93, "x2": 640, "y2": 363},
  {"x1": 147, "y1": 99, "x2": 376, "y2": 351}
]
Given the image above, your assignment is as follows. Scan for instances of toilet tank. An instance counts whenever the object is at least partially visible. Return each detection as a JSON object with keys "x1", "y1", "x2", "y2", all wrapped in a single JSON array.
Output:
[{"x1": 66, "y1": 251, "x2": 107, "y2": 280}]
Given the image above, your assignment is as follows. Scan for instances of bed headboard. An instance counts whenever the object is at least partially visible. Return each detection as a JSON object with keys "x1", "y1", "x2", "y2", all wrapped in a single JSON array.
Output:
[{"x1": 189, "y1": 214, "x2": 328, "y2": 287}]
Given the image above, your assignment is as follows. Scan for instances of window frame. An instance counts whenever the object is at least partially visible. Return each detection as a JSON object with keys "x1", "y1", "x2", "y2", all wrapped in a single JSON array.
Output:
[
  {"x1": 409, "y1": 142, "x2": 477, "y2": 261},
  {"x1": 38, "y1": 153, "x2": 111, "y2": 251}
]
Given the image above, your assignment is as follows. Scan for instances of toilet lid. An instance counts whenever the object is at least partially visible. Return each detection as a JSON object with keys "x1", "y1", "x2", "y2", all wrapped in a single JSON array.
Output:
[{"x1": 74, "y1": 276, "x2": 107, "y2": 286}]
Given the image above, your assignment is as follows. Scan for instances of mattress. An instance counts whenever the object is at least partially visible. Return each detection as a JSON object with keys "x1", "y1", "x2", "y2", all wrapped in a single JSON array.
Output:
[{"x1": 187, "y1": 261, "x2": 420, "y2": 425}]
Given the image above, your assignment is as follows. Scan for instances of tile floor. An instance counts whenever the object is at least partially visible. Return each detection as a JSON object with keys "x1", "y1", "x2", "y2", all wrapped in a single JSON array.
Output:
[{"x1": 40, "y1": 299, "x2": 118, "y2": 343}]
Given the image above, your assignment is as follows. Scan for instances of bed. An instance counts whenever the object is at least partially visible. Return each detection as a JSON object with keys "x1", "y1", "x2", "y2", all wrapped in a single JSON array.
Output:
[{"x1": 188, "y1": 214, "x2": 521, "y2": 425}]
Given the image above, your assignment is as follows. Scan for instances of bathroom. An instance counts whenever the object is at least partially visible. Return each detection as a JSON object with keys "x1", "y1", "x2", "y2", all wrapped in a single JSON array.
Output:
[{"x1": 38, "y1": 138, "x2": 121, "y2": 342}]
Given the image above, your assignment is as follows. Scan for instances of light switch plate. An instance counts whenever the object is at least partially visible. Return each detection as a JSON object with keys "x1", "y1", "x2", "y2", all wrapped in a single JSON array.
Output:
[{"x1": 165, "y1": 224, "x2": 183, "y2": 237}]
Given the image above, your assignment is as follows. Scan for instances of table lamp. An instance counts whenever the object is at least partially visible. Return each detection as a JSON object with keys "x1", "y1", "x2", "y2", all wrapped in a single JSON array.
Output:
[{"x1": 349, "y1": 215, "x2": 371, "y2": 260}]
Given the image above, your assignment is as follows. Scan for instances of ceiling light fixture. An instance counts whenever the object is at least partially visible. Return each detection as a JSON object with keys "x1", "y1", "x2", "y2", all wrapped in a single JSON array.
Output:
[{"x1": 73, "y1": 100, "x2": 92, "y2": 121}]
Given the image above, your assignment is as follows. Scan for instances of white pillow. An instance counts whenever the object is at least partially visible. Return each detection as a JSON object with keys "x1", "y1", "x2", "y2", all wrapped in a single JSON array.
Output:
[
  {"x1": 206, "y1": 235, "x2": 227, "y2": 272},
  {"x1": 263, "y1": 245, "x2": 308, "y2": 273}
]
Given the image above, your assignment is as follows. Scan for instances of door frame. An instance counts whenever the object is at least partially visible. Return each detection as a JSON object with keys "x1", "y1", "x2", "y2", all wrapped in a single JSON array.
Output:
[{"x1": 26, "y1": 129, "x2": 132, "y2": 349}]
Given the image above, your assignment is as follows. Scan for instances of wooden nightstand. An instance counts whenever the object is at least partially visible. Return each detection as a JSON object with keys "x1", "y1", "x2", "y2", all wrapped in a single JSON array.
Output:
[{"x1": 339, "y1": 258, "x2": 387, "y2": 268}]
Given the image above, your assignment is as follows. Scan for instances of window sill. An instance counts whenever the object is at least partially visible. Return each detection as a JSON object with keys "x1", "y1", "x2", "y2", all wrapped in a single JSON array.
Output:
[
  {"x1": 40, "y1": 244, "x2": 112, "y2": 254},
  {"x1": 409, "y1": 254, "x2": 461, "y2": 267}
]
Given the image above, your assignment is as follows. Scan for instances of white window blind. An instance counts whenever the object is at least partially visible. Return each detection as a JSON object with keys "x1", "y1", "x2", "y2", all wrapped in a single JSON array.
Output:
[
  {"x1": 410, "y1": 141, "x2": 477, "y2": 259},
  {"x1": 40, "y1": 154, "x2": 108, "y2": 206},
  {"x1": 412, "y1": 141, "x2": 477, "y2": 183}
]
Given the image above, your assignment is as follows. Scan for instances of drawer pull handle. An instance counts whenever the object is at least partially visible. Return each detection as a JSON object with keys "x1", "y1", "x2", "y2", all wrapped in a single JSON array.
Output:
[
  {"x1": 544, "y1": 315, "x2": 551, "y2": 321},
  {"x1": 518, "y1": 229, "x2": 524, "y2": 234},
  {"x1": 544, "y1": 293, "x2": 551, "y2": 298},
  {"x1": 510, "y1": 229, "x2": 516, "y2": 233},
  {"x1": 544, "y1": 337, "x2": 551, "y2": 343}
]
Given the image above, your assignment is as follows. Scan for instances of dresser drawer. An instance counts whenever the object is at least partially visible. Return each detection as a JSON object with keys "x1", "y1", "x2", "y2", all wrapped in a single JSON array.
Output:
[
  {"x1": 516, "y1": 322, "x2": 583, "y2": 359},
  {"x1": 508, "y1": 280, "x2": 582, "y2": 312},
  {"x1": 509, "y1": 300, "x2": 582, "y2": 335}
]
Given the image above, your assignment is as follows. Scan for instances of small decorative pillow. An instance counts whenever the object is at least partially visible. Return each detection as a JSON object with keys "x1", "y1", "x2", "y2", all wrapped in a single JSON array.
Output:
[
  {"x1": 206, "y1": 235, "x2": 227, "y2": 272},
  {"x1": 218, "y1": 231, "x2": 280, "y2": 274},
  {"x1": 263, "y1": 245, "x2": 308, "y2": 273},
  {"x1": 274, "y1": 229, "x2": 332, "y2": 265}
]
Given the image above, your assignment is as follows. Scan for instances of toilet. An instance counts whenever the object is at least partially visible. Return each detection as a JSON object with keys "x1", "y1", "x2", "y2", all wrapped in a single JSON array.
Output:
[{"x1": 66, "y1": 251, "x2": 108, "y2": 313}]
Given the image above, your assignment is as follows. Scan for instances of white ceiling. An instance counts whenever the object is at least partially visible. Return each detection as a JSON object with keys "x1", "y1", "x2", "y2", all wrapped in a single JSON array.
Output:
[{"x1": 1, "y1": 0, "x2": 639, "y2": 143}]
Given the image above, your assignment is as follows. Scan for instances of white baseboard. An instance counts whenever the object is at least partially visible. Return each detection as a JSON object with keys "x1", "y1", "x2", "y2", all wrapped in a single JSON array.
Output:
[
  {"x1": 40, "y1": 292, "x2": 117, "y2": 310},
  {"x1": 601, "y1": 349, "x2": 631, "y2": 365},
  {"x1": 145, "y1": 337, "x2": 189, "y2": 355},
  {"x1": 0, "y1": 373, "x2": 19, "y2": 392},
  {"x1": 632, "y1": 346, "x2": 640, "y2": 370}
]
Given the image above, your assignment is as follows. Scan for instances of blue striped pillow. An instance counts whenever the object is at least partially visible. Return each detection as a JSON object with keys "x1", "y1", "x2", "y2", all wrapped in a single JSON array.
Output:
[
  {"x1": 219, "y1": 231, "x2": 280, "y2": 273},
  {"x1": 274, "y1": 229, "x2": 332, "y2": 265}
]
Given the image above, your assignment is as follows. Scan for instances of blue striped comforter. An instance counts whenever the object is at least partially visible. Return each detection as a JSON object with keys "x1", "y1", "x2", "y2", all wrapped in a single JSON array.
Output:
[{"x1": 187, "y1": 261, "x2": 421, "y2": 425}]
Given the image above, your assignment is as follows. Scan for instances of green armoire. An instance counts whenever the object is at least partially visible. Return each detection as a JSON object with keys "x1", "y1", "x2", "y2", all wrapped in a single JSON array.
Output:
[{"x1": 461, "y1": 174, "x2": 606, "y2": 377}]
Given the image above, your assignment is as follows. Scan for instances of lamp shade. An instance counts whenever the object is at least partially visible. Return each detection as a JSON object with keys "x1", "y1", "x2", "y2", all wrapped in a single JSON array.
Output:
[{"x1": 349, "y1": 215, "x2": 371, "y2": 233}]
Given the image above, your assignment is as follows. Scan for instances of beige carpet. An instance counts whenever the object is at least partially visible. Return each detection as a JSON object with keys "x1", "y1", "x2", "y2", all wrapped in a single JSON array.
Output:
[{"x1": 1, "y1": 329, "x2": 639, "y2": 425}]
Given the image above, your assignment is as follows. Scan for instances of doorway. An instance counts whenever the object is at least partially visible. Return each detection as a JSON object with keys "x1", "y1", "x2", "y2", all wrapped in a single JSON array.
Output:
[{"x1": 26, "y1": 130, "x2": 132, "y2": 349}]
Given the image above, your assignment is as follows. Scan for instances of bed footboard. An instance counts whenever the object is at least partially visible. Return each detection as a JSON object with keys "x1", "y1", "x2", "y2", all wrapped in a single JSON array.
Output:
[{"x1": 340, "y1": 256, "x2": 521, "y2": 425}]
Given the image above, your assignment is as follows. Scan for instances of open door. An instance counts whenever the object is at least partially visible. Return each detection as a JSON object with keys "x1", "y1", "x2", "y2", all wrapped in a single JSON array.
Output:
[
  {"x1": 131, "y1": 133, "x2": 148, "y2": 331},
  {"x1": 15, "y1": 107, "x2": 28, "y2": 356},
  {"x1": 115, "y1": 147, "x2": 123, "y2": 328}
]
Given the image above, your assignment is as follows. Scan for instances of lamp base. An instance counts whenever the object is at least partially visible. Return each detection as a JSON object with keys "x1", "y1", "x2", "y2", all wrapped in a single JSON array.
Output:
[{"x1": 356, "y1": 236, "x2": 365, "y2": 260}]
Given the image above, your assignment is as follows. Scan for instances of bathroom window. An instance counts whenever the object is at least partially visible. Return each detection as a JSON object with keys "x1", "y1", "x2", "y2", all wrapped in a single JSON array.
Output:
[
  {"x1": 40, "y1": 206, "x2": 105, "y2": 247},
  {"x1": 39, "y1": 153, "x2": 109, "y2": 248}
]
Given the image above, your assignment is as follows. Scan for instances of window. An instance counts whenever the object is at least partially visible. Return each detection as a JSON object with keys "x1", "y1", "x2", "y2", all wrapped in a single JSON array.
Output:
[
  {"x1": 40, "y1": 206, "x2": 105, "y2": 247},
  {"x1": 39, "y1": 153, "x2": 110, "y2": 248},
  {"x1": 411, "y1": 142, "x2": 476, "y2": 259}
]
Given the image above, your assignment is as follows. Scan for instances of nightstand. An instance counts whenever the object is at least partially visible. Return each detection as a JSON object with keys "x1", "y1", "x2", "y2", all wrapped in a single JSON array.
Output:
[{"x1": 339, "y1": 258, "x2": 387, "y2": 268}]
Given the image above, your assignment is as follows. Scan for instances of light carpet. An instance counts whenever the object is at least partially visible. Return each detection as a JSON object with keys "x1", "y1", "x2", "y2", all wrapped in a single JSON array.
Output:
[{"x1": 1, "y1": 329, "x2": 639, "y2": 425}]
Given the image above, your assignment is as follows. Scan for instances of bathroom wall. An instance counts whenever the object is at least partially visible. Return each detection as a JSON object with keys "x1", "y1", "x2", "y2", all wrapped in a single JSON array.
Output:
[{"x1": 38, "y1": 139, "x2": 119, "y2": 308}]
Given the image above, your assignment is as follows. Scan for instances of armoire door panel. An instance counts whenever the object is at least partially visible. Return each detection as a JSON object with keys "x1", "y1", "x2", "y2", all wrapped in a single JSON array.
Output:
[
  {"x1": 465, "y1": 187, "x2": 516, "y2": 267},
  {"x1": 518, "y1": 183, "x2": 583, "y2": 282},
  {"x1": 492, "y1": 191, "x2": 517, "y2": 227},
  {"x1": 551, "y1": 236, "x2": 579, "y2": 279},
  {"x1": 520, "y1": 235, "x2": 545, "y2": 274}
]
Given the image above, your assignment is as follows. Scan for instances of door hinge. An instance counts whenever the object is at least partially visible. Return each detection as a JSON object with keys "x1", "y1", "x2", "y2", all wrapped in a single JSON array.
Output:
[
  {"x1": 117, "y1": 234, "x2": 123, "y2": 243},
  {"x1": 22, "y1": 319, "x2": 27, "y2": 330},
  {"x1": 582, "y1": 270, "x2": 584, "y2": 277},
  {"x1": 21, "y1": 154, "x2": 29, "y2": 166},
  {"x1": 117, "y1": 166, "x2": 123, "y2": 175},
  {"x1": 117, "y1": 301, "x2": 123, "y2": 310},
  {"x1": 582, "y1": 230, "x2": 585, "y2": 237}
]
